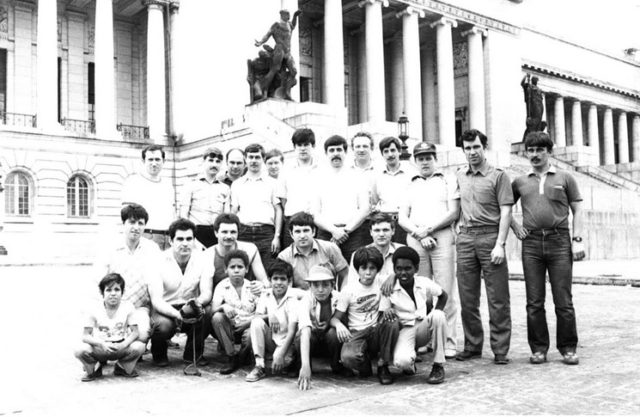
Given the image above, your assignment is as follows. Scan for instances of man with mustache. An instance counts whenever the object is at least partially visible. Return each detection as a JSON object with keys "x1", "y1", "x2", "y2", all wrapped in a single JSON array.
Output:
[
  {"x1": 510, "y1": 131, "x2": 584, "y2": 366},
  {"x1": 180, "y1": 147, "x2": 230, "y2": 248}
]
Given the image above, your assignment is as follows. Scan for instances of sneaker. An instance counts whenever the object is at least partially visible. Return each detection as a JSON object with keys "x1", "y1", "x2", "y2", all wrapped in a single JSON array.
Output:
[
  {"x1": 220, "y1": 355, "x2": 239, "y2": 375},
  {"x1": 426, "y1": 363, "x2": 445, "y2": 384},
  {"x1": 444, "y1": 349, "x2": 457, "y2": 359},
  {"x1": 81, "y1": 363, "x2": 103, "y2": 382},
  {"x1": 377, "y1": 365, "x2": 393, "y2": 385},
  {"x1": 494, "y1": 354, "x2": 510, "y2": 365},
  {"x1": 562, "y1": 351, "x2": 579, "y2": 365},
  {"x1": 455, "y1": 350, "x2": 482, "y2": 361},
  {"x1": 245, "y1": 366, "x2": 266, "y2": 382},
  {"x1": 113, "y1": 363, "x2": 139, "y2": 378},
  {"x1": 529, "y1": 352, "x2": 547, "y2": 365}
]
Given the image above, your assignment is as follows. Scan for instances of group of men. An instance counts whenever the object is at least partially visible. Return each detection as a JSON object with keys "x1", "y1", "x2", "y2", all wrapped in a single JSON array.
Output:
[{"x1": 75, "y1": 126, "x2": 585, "y2": 390}]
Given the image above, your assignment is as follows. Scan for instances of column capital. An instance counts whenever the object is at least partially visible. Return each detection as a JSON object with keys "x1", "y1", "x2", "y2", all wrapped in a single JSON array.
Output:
[
  {"x1": 169, "y1": 0, "x2": 180, "y2": 13},
  {"x1": 358, "y1": 0, "x2": 389, "y2": 9},
  {"x1": 15, "y1": 0, "x2": 35, "y2": 12},
  {"x1": 396, "y1": 6, "x2": 425, "y2": 19},
  {"x1": 142, "y1": 0, "x2": 168, "y2": 9},
  {"x1": 461, "y1": 26, "x2": 487, "y2": 38},
  {"x1": 429, "y1": 16, "x2": 458, "y2": 29}
]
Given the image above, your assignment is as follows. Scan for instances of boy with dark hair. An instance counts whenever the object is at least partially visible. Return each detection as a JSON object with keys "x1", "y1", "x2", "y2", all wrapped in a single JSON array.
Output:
[
  {"x1": 246, "y1": 260, "x2": 299, "y2": 382},
  {"x1": 331, "y1": 247, "x2": 399, "y2": 385},
  {"x1": 211, "y1": 249, "x2": 258, "y2": 374},
  {"x1": 74, "y1": 273, "x2": 145, "y2": 381}
]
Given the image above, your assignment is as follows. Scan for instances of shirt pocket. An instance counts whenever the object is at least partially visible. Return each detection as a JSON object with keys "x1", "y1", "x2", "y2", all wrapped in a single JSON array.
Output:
[
  {"x1": 475, "y1": 183, "x2": 495, "y2": 204},
  {"x1": 547, "y1": 185, "x2": 568, "y2": 204}
]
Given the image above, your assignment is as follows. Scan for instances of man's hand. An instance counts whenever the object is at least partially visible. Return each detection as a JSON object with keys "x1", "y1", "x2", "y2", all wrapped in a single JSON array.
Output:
[
  {"x1": 249, "y1": 280, "x2": 264, "y2": 296},
  {"x1": 335, "y1": 322, "x2": 352, "y2": 343},
  {"x1": 271, "y1": 236, "x2": 281, "y2": 255},
  {"x1": 269, "y1": 314, "x2": 280, "y2": 334},
  {"x1": 414, "y1": 226, "x2": 432, "y2": 240},
  {"x1": 380, "y1": 273, "x2": 395, "y2": 297},
  {"x1": 331, "y1": 228, "x2": 349, "y2": 245},
  {"x1": 382, "y1": 308, "x2": 397, "y2": 322},
  {"x1": 572, "y1": 241, "x2": 585, "y2": 261},
  {"x1": 272, "y1": 350, "x2": 285, "y2": 373},
  {"x1": 511, "y1": 222, "x2": 529, "y2": 240},
  {"x1": 420, "y1": 236, "x2": 437, "y2": 250},
  {"x1": 222, "y1": 304, "x2": 237, "y2": 319},
  {"x1": 490, "y1": 244, "x2": 506, "y2": 265},
  {"x1": 298, "y1": 364, "x2": 311, "y2": 391}
]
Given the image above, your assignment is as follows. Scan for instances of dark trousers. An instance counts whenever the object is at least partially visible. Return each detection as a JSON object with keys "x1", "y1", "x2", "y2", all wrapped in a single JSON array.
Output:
[
  {"x1": 456, "y1": 230, "x2": 511, "y2": 355},
  {"x1": 340, "y1": 321, "x2": 399, "y2": 373},
  {"x1": 317, "y1": 222, "x2": 373, "y2": 263},
  {"x1": 195, "y1": 225, "x2": 217, "y2": 248},
  {"x1": 239, "y1": 223, "x2": 275, "y2": 271},
  {"x1": 282, "y1": 216, "x2": 294, "y2": 250},
  {"x1": 295, "y1": 327, "x2": 342, "y2": 371},
  {"x1": 522, "y1": 231, "x2": 578, "y2": 354},
  {"x1": 150, "y1": 305, "x2": 209, "y2": 361}
]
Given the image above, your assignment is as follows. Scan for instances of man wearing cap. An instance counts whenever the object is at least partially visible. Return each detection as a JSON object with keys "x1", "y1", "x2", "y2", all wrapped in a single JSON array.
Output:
[
  {"x1": 397, "y1": 142, "x2": 460, "y2": 359},
  {"x1": 296, "y1": 264, "x2": 347, "y2": 390},
  {"x1": 218, "y1": 148, "x2": 246, "y2": 187},
  {"x1": 454, "y1": 129, "x2": 514, "y2": 365},
  {"x1": 180, "y1": 147, "x2": 231, "y2": 248}
]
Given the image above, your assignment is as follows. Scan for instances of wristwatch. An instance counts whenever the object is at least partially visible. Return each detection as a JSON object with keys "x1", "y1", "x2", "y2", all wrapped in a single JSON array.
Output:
[{"x1": 572, "y1": 236, "x2": 582, "y2": 243}]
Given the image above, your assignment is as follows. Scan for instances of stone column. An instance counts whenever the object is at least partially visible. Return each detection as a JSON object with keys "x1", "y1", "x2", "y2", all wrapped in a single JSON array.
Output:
[
  {"x1": 632, "y1": 115, "x2": 640, "y2": 163},
  {"x1": 94, "y1": 0, "x2": 117, "y2": 137},
  {"x1": 282, "y1": 0, "x2": 300, "y2": 101},
  {"x1": 145, "y1": 1, "x2": 166, "y2": 142},
  {"x1": 388, "y1": 35, "x2": 403, "y2": 121},
  {"x1": 323, "y1": 0, "x2": 344, "y2": 107},
  {"x1": 587, "y1": 103, "x2": 600, "y2": 165},
  {"x1": 617, "y1": 111, "x2": 629, "y2": 163},
  {"x1": 553, "y1": 96, "x2": 566, "y2": 147},
  {"x1": 602, "y1": 107, "x2": 615, "y2": 165},
  {"x1": 421, "y1": 46, "x2": 437, "y2": 142},
  {"x1": 36, "y1": 0, "x2": 59, "y2": 129},
  {"x1": 359, "y1": 0, "x2": 388, "y2": 123},
  {"x1": 397, "y1": 6, "x2": 424, "y2": 138},
  {"x1": 463, "y1": 26, "x2": 486, "y2": 133},
  {"x1": 571, "y1": 99, "x2": 583, "y2": 146},
  {"x1": 357, "y1": 29, "x2": 367, "y2": 122},
  {"x1": 430, "y1": 17, "x2": 458, "y2": 148},
  {"x1": 168, "y1": 1, "x2": 180, "y2": 136}
]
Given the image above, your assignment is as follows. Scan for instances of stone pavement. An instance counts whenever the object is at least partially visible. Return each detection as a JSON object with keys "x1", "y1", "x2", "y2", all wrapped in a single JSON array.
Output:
[{"x1": 1, "y1": 265, "x2": 639, "y2": 416}]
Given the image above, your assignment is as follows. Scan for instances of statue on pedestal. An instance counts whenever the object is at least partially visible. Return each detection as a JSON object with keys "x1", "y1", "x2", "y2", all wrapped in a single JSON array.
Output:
[
  {"x1": 249, "y1": 9, "x2": 301, "y2": 102},
  {"x1": 521, "y1": 73, "x2": 547, "y2": 140}
]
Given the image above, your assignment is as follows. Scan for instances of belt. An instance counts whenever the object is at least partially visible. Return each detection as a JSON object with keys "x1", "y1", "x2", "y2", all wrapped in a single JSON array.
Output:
[
  {"x1": 144, "y1": 228, "x2": 168, "y2": 235},
  {"x1": 459, "y1": 225, "x2": 499, "y2": 234},
  {"x1": 528, "y1": 228, "x2": 569, "y2": 237},
  {"x1": 242, "y1": 223, "x2": 273, "y2": 228}
]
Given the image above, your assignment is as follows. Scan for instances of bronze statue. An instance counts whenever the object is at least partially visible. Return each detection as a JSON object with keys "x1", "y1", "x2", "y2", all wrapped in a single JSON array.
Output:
[
  {"x1": 250, "y1": 9, "x2": 301, "y2": 102},
  {"x1": 521, "y1": 74, "x2": 547, "y2": 140}
]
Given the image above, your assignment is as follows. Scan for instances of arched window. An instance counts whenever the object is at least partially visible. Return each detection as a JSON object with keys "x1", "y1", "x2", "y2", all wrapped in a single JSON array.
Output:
[
  {"x1": 67, "y1": 175, "x2": 91, "y2": 217},
  {"x1": 4, "y1": 171, "x2": 33, "y2": 216}
]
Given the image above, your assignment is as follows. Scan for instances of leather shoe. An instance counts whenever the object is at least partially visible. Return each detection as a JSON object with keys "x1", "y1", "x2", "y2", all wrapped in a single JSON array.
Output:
[
  {"x1": 494, "y1": 354, "x2": 510, "y2": 365},
  {"x1": 219, "y1": 354, "x2": 239, "y2": 375},
  {"x1": 562, "y1": 351, "x2": 579, "y2": 365},
  {"x1": 377, "y1": 365, "x2": 393, "y2": 385},
  {"x1": 455, "y1": 350, "x2": 482, "y2": 361},
  {"x1": 426, "y1": 363, "x2": 445, "y2": 384},
  {"x1": 529, "y1": 352, "x2": 547, "y2": 365}
]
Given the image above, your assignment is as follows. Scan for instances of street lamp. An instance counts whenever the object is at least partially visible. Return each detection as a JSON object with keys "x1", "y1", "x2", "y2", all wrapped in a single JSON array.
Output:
[{"x1": 398, "y1": 113, "x2": 411, "y2": 161}]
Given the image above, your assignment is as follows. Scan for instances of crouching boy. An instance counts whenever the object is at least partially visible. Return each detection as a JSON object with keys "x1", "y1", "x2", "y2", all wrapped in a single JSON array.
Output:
[
  {"x1": 381, "y1": 247, "x2": 448, "y2": 384},
  {"x1": 246, "y1": 260, "x2": 299, "y2": 382},
  {"x1": 211, "y1": 249, "x2": 258, "y2": 374},
  {"x1": 74, "y1": 273, "x2": 145, "y2": 381},
  {"x1": 330, "y1": 247, "x2": 399, "y2": 385}
]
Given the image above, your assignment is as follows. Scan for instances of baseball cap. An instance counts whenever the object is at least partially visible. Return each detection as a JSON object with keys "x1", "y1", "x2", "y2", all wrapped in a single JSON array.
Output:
[
  {"x1": 305, "y1": 265, "x2": 335, "y2": 282},
  {"x1": 413, "y1": 142, "x2": 437, "y2": 157}
]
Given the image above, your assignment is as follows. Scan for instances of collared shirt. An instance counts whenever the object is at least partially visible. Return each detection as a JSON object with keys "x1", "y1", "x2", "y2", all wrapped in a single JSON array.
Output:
[
  {"x1": 280, "y1": 161, "x2": 318, "y2": 216},
  {"x1": 454, "y1": 163, "x2": 514, "y2": 227},
  {"x1": 122, "y1": 174, "x2": 176, "y2": 230},
  {"x1": 212, "y1": 278, "x2": 259, "y2": 325},
  {"x1": 347, "y1": 242, "x2": 404, "y2": 288},
  {"x1": 231, "y1": 174, "x2": 283, "y2": 225},
  {"x1": 255, "y1": 288, "x2": 299, "y2": 346},
  {"x1": 372, "y1": 167, "x2": 413, "y2": 213},
  {"x1": 94, "y1": 237, "x2": 162, "y2": 308},
  {"x1": 297, "y1": 290, "x2": 340, "y2": 331},
  {"x1": 277, "y1": 239, "x2": 348, "y2": 289},
  {"x1": 512, "y1": 166, "x2": 582, "y2": 230},
  {"x1": 402, "y1": 171, "x2": 457, "y2": 227},
  {"x1": 379, "y1": 276, "x2": 443, "y2": 326},
  {"x1": 203, "y1": 240, "x2": 260, "y2": 288},
  {"x1": 158, "y1": 249, "x2": 213, "y2": 305},
  {"x1": 336, "y1": 281, "x2": 382, "y2": 331},
  {"x1": 311, "y1": 167, "x2": 369, "y2": 226},
  {"x1": 180, "y1": 175, "x2": 230, "y2": 225}
]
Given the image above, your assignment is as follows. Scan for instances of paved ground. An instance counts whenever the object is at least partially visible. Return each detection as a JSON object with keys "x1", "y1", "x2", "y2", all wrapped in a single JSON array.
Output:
[{"x1": 1, "y1": 265, "x2": 639, "y2": 416}]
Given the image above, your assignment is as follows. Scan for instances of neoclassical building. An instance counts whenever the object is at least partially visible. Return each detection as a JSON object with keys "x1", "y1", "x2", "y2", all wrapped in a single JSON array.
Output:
[{"x1": 1, "y1": 0, "x2": 639, "y2": 263}]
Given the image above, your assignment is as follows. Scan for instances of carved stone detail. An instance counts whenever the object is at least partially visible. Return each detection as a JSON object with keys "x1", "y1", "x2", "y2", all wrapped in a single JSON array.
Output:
[
  {"x1": 0, "y1": 6, "x2": 8, "y2": 35},
  {"x1": 453, "y1": 41, "x2": 468, "y2": 77},
  {"x1": 299, "y1": 27, "x2": 312, "y2": 56}
]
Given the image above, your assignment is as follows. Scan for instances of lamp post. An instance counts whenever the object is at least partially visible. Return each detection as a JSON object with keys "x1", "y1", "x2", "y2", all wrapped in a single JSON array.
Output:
[{"x1": 398, "y1": 113, "x2": 411, "y2": 161}]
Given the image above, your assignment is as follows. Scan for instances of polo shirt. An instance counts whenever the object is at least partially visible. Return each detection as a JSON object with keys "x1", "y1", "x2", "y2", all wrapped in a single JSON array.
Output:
[
  {"x1": 372, "y1": 167, "x2": 412, "y2": 213},
  {"x1": 255, "y1": 288, "x2": 299, "y2": 346},
  {"x1": 347, "y1": 242, "x2": 404, "y2": 288},
  {"x1": 379, "y1": 275, "x2": 443, "y2": 326},
  {"x1": 454, "y1": 163, "x2": 514, "y2": 228},
  {"x1": 311, "y1": 167, "x2": 369, "y2": 226},
  {"x1": 122, "y1": 173, "x2": 176, "y2": 231},
  {"x1": 336, "y1": 281, "x2": 382, "y2": 331},
  {"x1": 179, "y1": 175, "x2": 230, "y2": 225},
  {"x1": 512, "y1": 166, "x2": 582, "y2": 230},
  {"x1": 158, "y1": 249, "x2": 213, "y2": 305},
  {"x1": 230, "y1": 173, "x2": 283, "y2": 225},
  {"x1": 203, "y1": 240, "x2": 260, "y2": 287},
  {"x1": 402, "y1": 171, "x2": 457, "y2": 227},
  {"x1": 212, "y1": 278, "x2": 259, "y2": 325},
  {"x1": 297, "y1": 290, "x2": 340, "y2": 331},
  {"x1": 278, "y1": 239, "x2": 348, "y2": 290},
  {"x1": 280, "y1": 161, "x2": 318, "y2": 216}
]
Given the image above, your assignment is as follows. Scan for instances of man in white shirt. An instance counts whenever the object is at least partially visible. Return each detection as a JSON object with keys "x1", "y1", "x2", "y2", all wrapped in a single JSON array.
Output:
[{"x1": 122, "y1": 145, "x2": 176, "y2": 249}]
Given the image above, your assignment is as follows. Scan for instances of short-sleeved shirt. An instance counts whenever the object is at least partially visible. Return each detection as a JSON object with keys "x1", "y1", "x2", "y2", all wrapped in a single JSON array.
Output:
[
  {"x1": 280, "y1": 162, "x2": 318, "y2": 216},
  {"x1": 231, "y1": 174, "x2": 283, "y2": 225},
  {"x1": 212, "y1": 278, "x2": 259, "y2": 325},
  {"x1": 255, "y1": 288, "x2": 299, "y2": 346},
  {"x1": 347, "y1": 242, "x2": 403, "y2": 288},
  {"x1": 122, "y1": 174, "x2": 176, "y2": 231},
  {"x1": 379, "y1": 276, "x2": 443, "y2": 327},
  {"x1": 297, "y1": 290, "x2": 340, "y2": 331},
  {"x1": 180, "y1": 176, "x2": 230, "y2": 226},
  {"x1": 158, "y1": 249, "x2": 212, "y2": 305},
  {"x1": 312, "y1": 167, "x2": 370, "y2": 226},
  {"x1": 454, "y1": 163, "x2": 514, "y2": 227},
  {"x1": 402, "y1": 172, "x2": 457, "y2": 227},
  {"x1": 336, "y1": 281, "x2": 382, "y2": 331},
  {"x1": 203, "y1": 241, "x2": 260, "y2": 288},
  {"x1": 277, "y1": 239, "x2": 348, "y2": 289},
  {"x1": 87, "y1": 300, "x2": 136, "y2": 343},
  {"x1": 512, "y1": 166, "x2": 582, "y2": 230},
  {"x1": 372, "y1": 167, "x2": 413, "y2": 213}
]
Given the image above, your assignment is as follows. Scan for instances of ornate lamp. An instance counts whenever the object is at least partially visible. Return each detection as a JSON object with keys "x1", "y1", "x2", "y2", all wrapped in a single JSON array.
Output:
[{"x1": 398, "y1": 113, "x2": 411, "y2": 161}]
